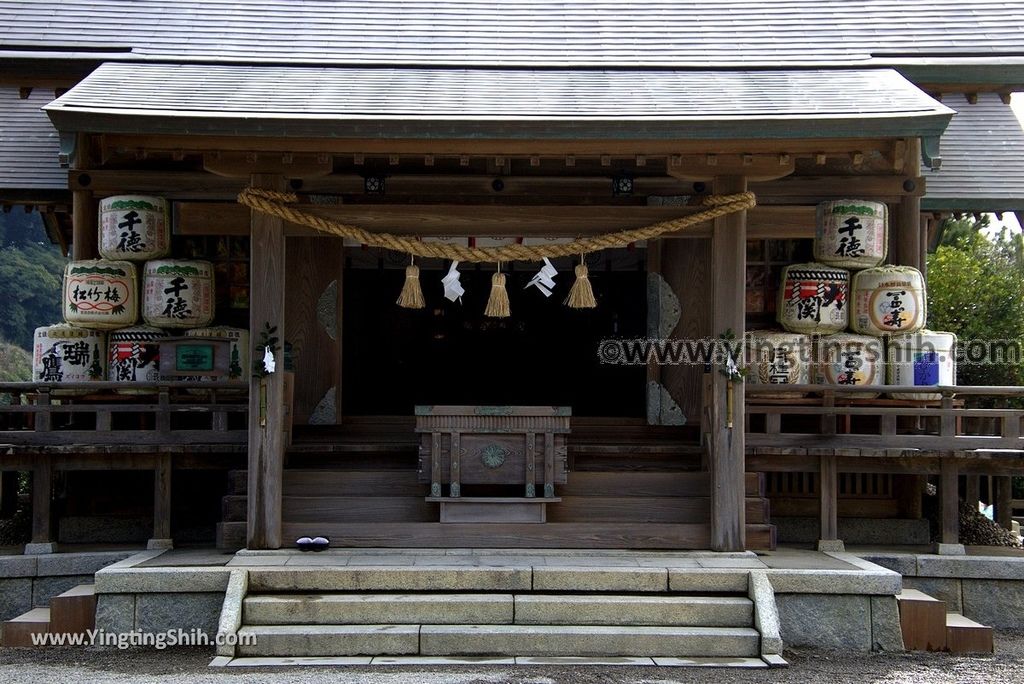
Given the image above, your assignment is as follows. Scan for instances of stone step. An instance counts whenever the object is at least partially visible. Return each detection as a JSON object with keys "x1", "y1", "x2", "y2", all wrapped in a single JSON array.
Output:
[
  {"x1": 514, "y1": 595, "x2": 753, "y2": 627},
  {"x1": 945, "y1": 613, "x2": 994, "y2": 654},
  {"x1": 49, "y1": 584, "x2": 96, "y2": 636},
  {"x1": 247, "y1": 567, "x2": 533, "y2": 593},
  {"x1": 244, "y1": 593, "x2": 515, "y2": 625},
  {"x1": 243, "y1": 593, "x2": 753, "y2": 627},
  {"x1": 420, "y1": 625, "x2": 762, "y2": 658},
  {"x1": 235, "y1": 624, "x2": 761, "y2": 658},
  {"x1": 1, "y1": 608, "x2": 50, "y2": 648},
  {"x1": 237, "y1": 624, "x2": 419, "y2": 657}
]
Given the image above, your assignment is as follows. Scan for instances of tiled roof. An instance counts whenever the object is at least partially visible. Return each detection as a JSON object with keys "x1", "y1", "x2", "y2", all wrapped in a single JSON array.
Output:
[
  {"x1": 923, "y1": 93, "x2": 1024, "y2": 211},
  {"x1": 43, "y1": 63, "x2": 954, "y2": 141},
  {"x1": 0, "y1": 86, "x2": 63, "y2": 190},
  {"x1": 1, "y1": 0, "x2": 1023, "y2": 67}
]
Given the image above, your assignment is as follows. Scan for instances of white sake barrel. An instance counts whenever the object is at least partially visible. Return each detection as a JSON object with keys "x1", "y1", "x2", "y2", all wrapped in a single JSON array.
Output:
[
  {"x1": 887, "y1": 331, "x2": 956, "y2": 400},
  {"x1": 186, "y1": 326, "x2": 250, "y2": 381},
  {"x1": 776, "y1": 263, "x2": 850, "y2": 334},
  {"x1": 814, "y1": 199, "x2": 887, "y2": 270},
  {"x1": 108, "y1": 326, "x2": 168, "y2": 388},
  {"x1": 851, "y1": 266, "x2": 926, "y2": 336},
  {"x1": 62, "y1": 260, "x2": 138, "y2": 330},
  {"x1": 142, "y1": 260, "x2": 215, "y2": 329},
  {"x1": 98, "y1": 195, "x2": 171, "y2": 261},
  {"x1": 745, "y1": 330, "x2": 811, "y2": 398},
  {"x1": 32, "y1": 324, "x2": 106, "y2": 387},
  {"x1": 816, "y1": 333, "x2": 885, "y2": 398}
]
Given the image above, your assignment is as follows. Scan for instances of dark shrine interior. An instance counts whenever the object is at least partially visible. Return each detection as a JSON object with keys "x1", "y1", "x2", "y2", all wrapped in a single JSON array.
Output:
[{"x1": 343, "y1": 249, "x2": 648, "y2": 417}]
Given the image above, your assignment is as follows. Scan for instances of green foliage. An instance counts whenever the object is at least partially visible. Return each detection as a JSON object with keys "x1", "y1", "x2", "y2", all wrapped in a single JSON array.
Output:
[
  {"x1": 926, "y1": 218, "x2": 1024, "y2": 386},
  {"x1": 0, "y1": 341, "x2": 31, "y2": 382},
  {"x1": 0, "y1": 212, "x2": 67, "y2": 350}
]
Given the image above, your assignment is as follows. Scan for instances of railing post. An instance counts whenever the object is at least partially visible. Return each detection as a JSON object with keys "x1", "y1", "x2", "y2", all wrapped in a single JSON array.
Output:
[
  {"x1": 995, "y1": 476, "x2": 1013, "y2": 530},
  {"x1": 34, "y1": 387, "x2": 51, "y2": 433},
  {"x1": 149, "y1": 453, "x2": 173, "y2": 550},
  {"x1": 818, "y1": 453, "x2": 843, "y2": 552}
]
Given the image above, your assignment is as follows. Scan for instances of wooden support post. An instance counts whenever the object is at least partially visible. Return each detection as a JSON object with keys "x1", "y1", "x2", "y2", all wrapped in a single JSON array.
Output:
[
  {"x1": 709, "y1": 175, "x2": 747, "y2": 551},
  {"x1": 247, "y1": 174, "x2": 287, "y2": 550},
  {"x1": 896, "y1": 139, "x2": 922, "y2": 270},
  {"x1": 819, "y1": 453, "x2": 841, "y2": 550},
  {"x1": 525, "y1": 432, "x2": 536, "y2": 498},
  {"x1": 26, "y1": 459, "x2": 55, "y2": 554},
  {"x1": 994, "y1": 476, "x2": 1013, "y2": 530},
  {"x1": 937, "y1": 456, "x2": 965, "y2": 555},
  {"x1": 149, "y1": 453, "x2": 173, "y2": 550},
  {"x1": 450, "y1": 431, "x2": 461, "y2": 498},
  {"x1": 965, "y1": 475, "x2": 981, "y2": 510},
  {"x1": 72, "y1": 134, "x2": 98, "y2": 260}
]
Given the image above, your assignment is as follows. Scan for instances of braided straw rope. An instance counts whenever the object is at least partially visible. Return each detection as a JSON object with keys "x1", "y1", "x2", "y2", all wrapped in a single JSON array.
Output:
[{"x1": 238, "y1": 187, "x2": 756, "y2": 263}]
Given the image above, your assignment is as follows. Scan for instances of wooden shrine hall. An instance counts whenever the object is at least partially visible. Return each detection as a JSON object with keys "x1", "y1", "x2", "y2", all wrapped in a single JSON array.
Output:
[{"x1": 2, "y1": 1, "x2": 1024, "y2": 556}]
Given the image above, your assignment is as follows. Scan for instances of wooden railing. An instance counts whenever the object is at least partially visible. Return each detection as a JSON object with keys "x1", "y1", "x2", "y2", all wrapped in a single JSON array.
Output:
[
  {"x1": 746, "y1": 384, "x2": 1024, "y2": 452},
  {"x1": 0, "y1": 381, "x2": 248, "y2": 446}
]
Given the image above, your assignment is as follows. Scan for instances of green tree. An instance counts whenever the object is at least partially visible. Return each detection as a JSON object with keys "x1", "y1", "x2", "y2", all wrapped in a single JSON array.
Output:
[
  {"x1": 926, "y1": 217, "x2": 1024, "y2": 386},
  {"x1": 0, "y1": 211, "x2": 67, "y2": 350}
]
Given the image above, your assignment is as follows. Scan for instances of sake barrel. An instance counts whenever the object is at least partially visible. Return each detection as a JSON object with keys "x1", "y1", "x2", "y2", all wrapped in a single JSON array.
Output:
[
  {"x1": 186, "y1": 326, "x2": 250, "y2": 381},
  {"x1": 887, "y1": 330, "x2": 956, "y2": 400},
  {"x1": 107, "y1": 326, "x2": 168, "y2": 389},
  {"x1": 776, "y1": 263, "x2": 850, "y2": 334},
  {"x1": 851, "y1": 266, "x2": 926, "y2": 336},
  {"x1": 816, "y1": 332, "x2": 885, "y2": 398},
  {"x1": 63, "y1": 260, "x2": 138, "y2": 330},
  {"x1": 98, "y1": 195, "x2": 171, "y2": 261},
  {"x1": 814, "y1": 199, "x2": 887, "y2": 269},
  {"x1": 142, "y1": 260, "x2": 215, "y2": 329},
  {"x1": 745, "y1": 330, "x2": 811, "y2": 398},
  {"x1": 32, "y1": 324, "x2": 106, "y2": 388}
]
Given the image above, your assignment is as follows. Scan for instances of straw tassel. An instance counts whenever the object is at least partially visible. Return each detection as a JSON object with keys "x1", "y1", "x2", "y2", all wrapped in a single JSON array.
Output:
[
  {"x1": 396, "y1": 261, "x2": 425, "y2": 309},
  {"x1": 485, "y1": 270, "x2": 511, "y2": 318},
  {"x1": 566, "y1": 261, "x2": 597, "y2": 309}
]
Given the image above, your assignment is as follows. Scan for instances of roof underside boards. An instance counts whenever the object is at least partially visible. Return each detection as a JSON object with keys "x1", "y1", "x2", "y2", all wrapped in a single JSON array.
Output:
[
  {"x1": 923, "y1": 93, "x2": 1024, "y2": 212},
  {"x1": 0, "y1": 86, "x2": 63, "y2": 191},
  {"x1": 43, "y1": 63, "x2": 954, "y2": 142},
  {"x1": 1, "y1": 0, "x2": 1023, "y2": 68}
]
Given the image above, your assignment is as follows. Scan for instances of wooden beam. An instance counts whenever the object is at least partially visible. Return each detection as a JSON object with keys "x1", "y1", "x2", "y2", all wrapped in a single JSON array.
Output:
[
  {"x1": 896, "y1": 139, "x2": 923, "y2": 269},
  {"x1": 820, "y1": 453, "x2": 839, "y2": 542},
  {"x1": 709, "y1": 175, "x2": 747, "y2": 552},
  {"x1": 151, "y1": 453, "x2": 172, "y2": 545},
  {"x1": 203, "y1": 151, "x2": 333, "y2": 178},
  {"x1": 667, "y1": 154, "x2": 795, "y2": 181},
  {"x1": 174, "y1": 201, "x2": 814, "y2": 239},
  {"x1": 102, "y1": 133, "x2": 899, "y2": 157},
  {"x1": 247, "y1": 173, "x2": 288, "y2": 550}
]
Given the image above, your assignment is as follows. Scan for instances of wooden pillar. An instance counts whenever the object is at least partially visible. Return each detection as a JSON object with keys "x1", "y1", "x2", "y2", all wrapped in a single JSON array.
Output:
[
  {"x1": 965, "y1": 474, "x2": 981, "y2": 510},
  {"x1": 938, "y1": 456, "x2": 964, "y2": 554},
  {"x1": 994, "y1": 476, "x2": 1013, "y2": 530},
  {"x1": 26, "y1": 459, "x2": 55, "y2": 554},
  {"x1": 149, "y1": 453, "x2": 173, "y2": 550},
  {"x1": 896, "y1": 139, "x2": 922, "y2": 270},
  {"x1": 71, "y1": 133, "x2": 98, "y2": 260},
  {"x1": 247, "y1": 174, "x2": 288, "y2": 550},
  {"x1": 709, "y1": 175, "x2": 747, "y2": 551},
  {"x1": 819, "y1": 454, "x2": 839, "y2": 546}
]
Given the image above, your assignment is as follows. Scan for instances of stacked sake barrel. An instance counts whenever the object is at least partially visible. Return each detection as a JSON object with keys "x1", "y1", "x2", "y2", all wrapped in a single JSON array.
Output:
[
  {"x1": 36, "y1": 195, "x2": 248, "y2": 389},
  {"x1": 763, "y1": 199, "x2": 955, "y2": 398}
]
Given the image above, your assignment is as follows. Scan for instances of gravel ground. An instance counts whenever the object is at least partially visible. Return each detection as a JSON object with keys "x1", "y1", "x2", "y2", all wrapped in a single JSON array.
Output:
[{"x1": 1, "y1": 631, "x2": 1023, "y2": 684}]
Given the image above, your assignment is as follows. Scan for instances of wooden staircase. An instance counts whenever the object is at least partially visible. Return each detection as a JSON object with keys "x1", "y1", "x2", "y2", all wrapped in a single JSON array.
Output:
[
  {"x1": 896, "y1": 588, "x2": 993, "y2": 654},
  {"x1": 1, "y1": 584, "x2": 96, "y2": 647},
  {"x1": 217, "y1": 418, "x2": 776, "y2": 550}
]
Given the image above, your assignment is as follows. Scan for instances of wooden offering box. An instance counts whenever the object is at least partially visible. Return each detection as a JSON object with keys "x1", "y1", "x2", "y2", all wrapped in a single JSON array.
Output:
[{"x1": 416, "y1": 406, "x2": 570, "y2": 522}]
